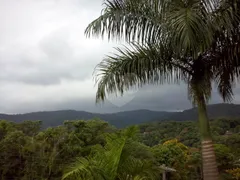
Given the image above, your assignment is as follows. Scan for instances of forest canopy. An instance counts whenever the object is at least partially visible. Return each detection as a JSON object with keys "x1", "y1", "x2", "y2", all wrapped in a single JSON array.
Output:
[{"x1": 0, "y1": 118, "x2": 239, "y2": 180}]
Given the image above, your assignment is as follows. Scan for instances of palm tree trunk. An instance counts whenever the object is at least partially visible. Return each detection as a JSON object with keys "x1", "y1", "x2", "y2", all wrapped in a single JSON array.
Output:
[{"x1": 196, "y1": 93, "x2": 219, "y2": 180}]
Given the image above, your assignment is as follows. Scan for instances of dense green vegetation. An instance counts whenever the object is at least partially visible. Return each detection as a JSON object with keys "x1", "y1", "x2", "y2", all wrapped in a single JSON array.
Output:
[
  {"x1": 139, "y1": 119, "x2": 240, "y2": 148},
  {"x1": 0, "y1": 118, "x2": 239, "y2": 179}
]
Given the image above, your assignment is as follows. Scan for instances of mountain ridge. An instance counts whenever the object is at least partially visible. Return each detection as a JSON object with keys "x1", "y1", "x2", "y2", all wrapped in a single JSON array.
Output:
[
  {"x1": 0, "y1": 103, "x2": 239, "y2": 128},
  {"x1": 0, "y1": 108, "x2": 168, "y2": 115}
]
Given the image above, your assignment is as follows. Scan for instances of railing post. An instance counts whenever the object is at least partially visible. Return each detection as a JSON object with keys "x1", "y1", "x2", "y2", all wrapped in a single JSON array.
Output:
[{"x1": 162, "y1": 171, "x2": 166, "y2": 180}]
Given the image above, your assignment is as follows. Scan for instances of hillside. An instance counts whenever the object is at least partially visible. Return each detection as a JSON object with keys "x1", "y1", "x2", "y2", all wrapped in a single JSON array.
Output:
[
  {"x1": 167, "y1": 103, "x2": 240, "y2": 121},
  {"x1": 0, "y1": 103, "x2": 240, "y2": 128},
  {"x1": 0, "y1": 109, "x2": 170, "y2": 128}
]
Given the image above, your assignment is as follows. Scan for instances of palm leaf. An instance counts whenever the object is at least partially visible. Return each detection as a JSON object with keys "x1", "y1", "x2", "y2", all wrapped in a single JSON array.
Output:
[
  {"x1": 62, "y1": 157, "x2": 104, "y2": 180},
  {"x1": 94, "y1": 42, "x2": 192, "y2": 103},
  {"x1": 86, "y1": 0, "x2": 238, "y2": 58},
  {"x1": 118, "y1": 157, "x2": 161, "y2": 180},
  {"x1": 210, "y1": 18, "x2": 240, "y2": 101},
  {"x1": 85, "y1": 0, "x2": 163, "y2": 43},
  {"x1": 62, "y1": 128, "x2": 135, "y2": 180}
]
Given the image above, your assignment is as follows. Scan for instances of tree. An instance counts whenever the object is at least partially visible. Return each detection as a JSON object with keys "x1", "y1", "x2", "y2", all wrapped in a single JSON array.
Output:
[
  {"x1": 187, "y1": 148, "x2": 202, "y2": 180},
  {"x1": 62, "y1": 126, "x2": 161, "y2": 180},
  {"x1": 16, "y1": 120, "x2": 42, "y2": 136},
  {"x1": 85, "y1": 0, "x2": 240, "y2": 179},
  {"x1": 0, "y1": 130, "x2": 29, "y2": 179},
  {"x1": 152, "y1": 139, "x2": 189, "y2": 180},
  {"x1": 0, "y1": 120, "x2": 16, "y2": 141},
  {"x1": 214, "y1": 144, "x2": 234, "y2": 170},
  {"x1": 226, "y1": 168, "x2": 240, "y2": 180}
]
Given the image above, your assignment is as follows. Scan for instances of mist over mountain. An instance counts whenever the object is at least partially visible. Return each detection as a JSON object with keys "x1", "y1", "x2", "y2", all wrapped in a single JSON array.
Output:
[{"x1": 0, "y1": 103, "x2": 239, "y2": 128}]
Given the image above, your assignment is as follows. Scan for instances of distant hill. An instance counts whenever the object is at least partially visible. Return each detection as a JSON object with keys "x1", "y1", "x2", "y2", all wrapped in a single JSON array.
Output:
[
  {"x1": 0, "y1": 103, "x2": 240, "y2": 128},
  {"x1": 167, "y1": 103, "x2": 240, "y2": 121},
  {"x1": 0, "y1": 109, "x2": 170, "y2": 128}
]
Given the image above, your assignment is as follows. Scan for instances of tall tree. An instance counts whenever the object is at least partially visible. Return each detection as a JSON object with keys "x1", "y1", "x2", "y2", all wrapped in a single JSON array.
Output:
[{"x1": 85, "y1": 0, "x2": 240, "y2": 179}]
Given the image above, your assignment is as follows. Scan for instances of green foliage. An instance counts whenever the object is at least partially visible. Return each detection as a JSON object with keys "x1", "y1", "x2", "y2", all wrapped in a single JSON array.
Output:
[
  {"x1": 139, "y1": 118, "x2": 240, "y2": 179},
  {"x1": 214, "y1": 144, "x2": 234, "y2": 171},
  {"x1": 0, "y1": 119, "x2": 113, "y2": 180},
  {"x1": 152, "y1": 139, "x2": 189, "y2": 180},
  {"x1": 0, "y1": 118, "x2": 239, "y2": 180},
  {"x1": 139, "y1": 121, "x2": 201, "y2": 147},
  {"x1": 139, "y1": 118, "x2": 240, "y2": 148},
  {"x1": 16, "y1": 120, "x2": 42, "y2": 136},
  {"x1": 63, "y1": 126, "x2": 160, "y2": 180}
]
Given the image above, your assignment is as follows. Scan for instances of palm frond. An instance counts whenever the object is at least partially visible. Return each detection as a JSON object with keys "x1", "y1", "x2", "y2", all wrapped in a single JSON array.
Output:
[
  {"x1": 215, "y1": 71, "x2": 235, "y2": 102},
  {"x1": 62, "y1": 134, "x2": 128, "y2": 180},
  {"x1": 123, "y1": 126, "x2": 139, "y2": 139},
  {"x1": 85, "y1": 0, "x2": 163, "y2": 43},
  {"x1": 94, "y1": 42, "x2": 191, "y2": 103},
  {"x1": 213, "y1": 0, "x2": 240, "y2": 33},
  {"x1": 118, "y1": 158, "x2": 160, "y2": 180},
  {"x1": 62, "y1": 157, "x2": 101, "y2": 180},
  {"x1": 63, "y1": 126, "x2": 162, "y2": 180},
  {"x1": 103, "y1": 134, "x2": 127, "y2": 179},
  {"x1": 166, "y1": 0, "x2": 215, "y2": 57},
  {"x1": 86, "y1": 0, "x2": 238, "y2": 58},
  {"x1": 212, "y1": 46, "x2": 240, "y2": 102},
  {"x1": 210, "y1": 17, "x2": 240, "y2": 102}
]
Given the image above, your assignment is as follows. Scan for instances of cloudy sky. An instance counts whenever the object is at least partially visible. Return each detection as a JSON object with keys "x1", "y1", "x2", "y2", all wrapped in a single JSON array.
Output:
[{"x1": 0, "y1": 0, "x2": 238, "y2": 114}]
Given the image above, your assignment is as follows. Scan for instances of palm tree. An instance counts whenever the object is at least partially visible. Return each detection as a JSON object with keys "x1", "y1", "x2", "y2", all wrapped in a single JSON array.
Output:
[
  {"x1": 85, "y1": 0, "x2": 240, "y2": 179},
  {"x1": 62, "y1": 126, "x2": 161, "y2": 180}
]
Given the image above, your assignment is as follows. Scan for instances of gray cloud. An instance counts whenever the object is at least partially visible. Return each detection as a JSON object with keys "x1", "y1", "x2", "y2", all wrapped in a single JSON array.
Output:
[
  {"x1": 0, "y1": 17, "x2": 115, "y2": 86},
  {"x1": 0, "y1": 0, "x2": 240, "y2": 114}
]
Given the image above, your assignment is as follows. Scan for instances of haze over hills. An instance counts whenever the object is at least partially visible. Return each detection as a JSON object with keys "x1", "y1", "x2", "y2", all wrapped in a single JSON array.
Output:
[{"x1": 0, "y1": 103, "x2": 239, "y2": 128}]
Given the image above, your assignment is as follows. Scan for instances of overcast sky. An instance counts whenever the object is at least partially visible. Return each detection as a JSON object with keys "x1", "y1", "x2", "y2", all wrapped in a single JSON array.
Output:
[{"x1": 0, "y1": 0, "x2": 239, "y2": 114}]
